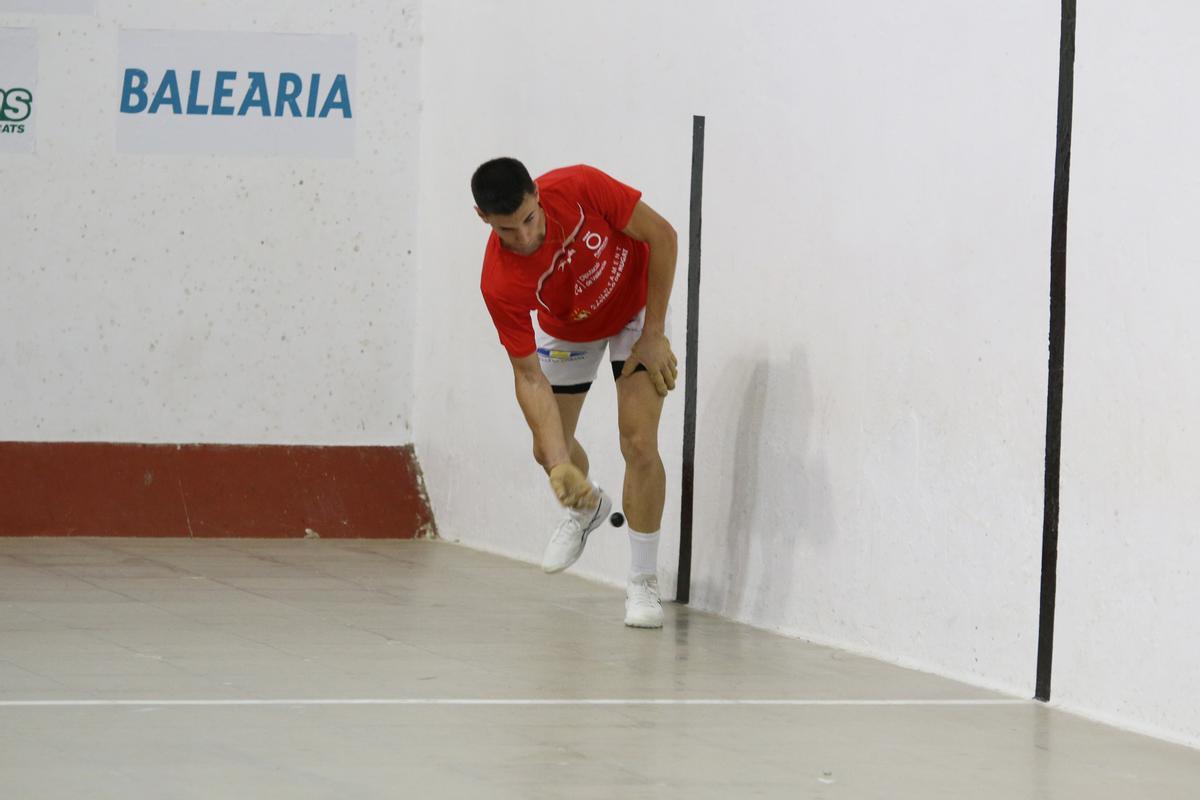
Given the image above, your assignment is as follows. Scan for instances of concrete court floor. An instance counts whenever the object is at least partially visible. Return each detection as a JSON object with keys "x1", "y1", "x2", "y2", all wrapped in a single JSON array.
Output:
[{"x1": 0, "y1": 537, "x2": 1197, "y2": 799}]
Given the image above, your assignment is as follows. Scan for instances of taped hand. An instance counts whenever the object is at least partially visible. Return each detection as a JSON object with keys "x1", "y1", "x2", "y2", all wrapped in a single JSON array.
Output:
[
  {"x1": 621, "y1": 332, "x2": 678, "y2": 397},
  {"x1": 548, "y1": 462, "x2": 595, "y2": 509}
]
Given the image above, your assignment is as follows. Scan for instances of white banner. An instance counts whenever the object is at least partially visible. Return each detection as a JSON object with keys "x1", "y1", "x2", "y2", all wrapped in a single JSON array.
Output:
[
  {"x1": 0, "y1": 0, "x2": 96, "y2": 13},
  {"x1": 117, "y1": 30, "x2": 356, "y2": 158},
  {"x1": 0, "y1": 27, "x2": 36, "y2": 155}
]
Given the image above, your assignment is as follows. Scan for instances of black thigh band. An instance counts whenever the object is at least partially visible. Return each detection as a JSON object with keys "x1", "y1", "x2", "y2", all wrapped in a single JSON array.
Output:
[
  {"x1": 611, "y1": 361, "x2": 649, "y2": 381},
  {"x1": 552, "y1": 382, "x2": 592, "y2": 395}
]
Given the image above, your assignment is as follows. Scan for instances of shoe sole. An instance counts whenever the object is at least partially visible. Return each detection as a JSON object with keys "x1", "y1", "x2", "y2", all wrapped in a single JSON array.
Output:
[
  {"x1": 543, "y1": 491, "x2": 613, "y2": 574},
  {"x1": 624, "y1": 618, "x2": 664, "y2": 629}
]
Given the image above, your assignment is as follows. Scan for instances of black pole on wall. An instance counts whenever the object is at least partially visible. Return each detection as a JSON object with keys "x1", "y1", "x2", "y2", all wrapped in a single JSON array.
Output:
[
  {"x1": 1037, "y1": 0, "x2": 1076, "y2": 703},
  {"x1": 676, "y1": 115, "x2": 705, "y2": 605}
]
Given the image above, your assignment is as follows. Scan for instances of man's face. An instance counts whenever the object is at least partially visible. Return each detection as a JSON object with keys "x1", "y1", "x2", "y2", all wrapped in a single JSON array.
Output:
[{"x1": 477, "y1": 191, "x2": 545, "y2": 256}]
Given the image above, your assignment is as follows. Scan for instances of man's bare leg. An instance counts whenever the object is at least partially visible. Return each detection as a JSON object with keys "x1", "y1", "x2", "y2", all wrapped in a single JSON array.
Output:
[
  {"x1": 615, "y1": 370, "x2": 666, "y2": 627},
  {"x1": 552, "y1": 392, "x2": 590, "y2": 479},
  {"x1": 616, "y1": 371, "x2": 666, "y2": 531},
  {"x1": 540, "y1": 389, "x2": 610, "y2": 574}
]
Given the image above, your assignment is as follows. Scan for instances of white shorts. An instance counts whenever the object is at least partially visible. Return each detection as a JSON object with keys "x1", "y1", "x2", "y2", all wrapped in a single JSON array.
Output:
[{"x1": 534, "y1": 307, "x2": 661, "y2": 394}]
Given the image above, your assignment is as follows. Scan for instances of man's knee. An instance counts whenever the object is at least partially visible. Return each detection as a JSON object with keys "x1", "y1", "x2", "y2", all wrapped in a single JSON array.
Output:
[{"x1": 619, "y1": 429, "x2": 660, "y2": 466}]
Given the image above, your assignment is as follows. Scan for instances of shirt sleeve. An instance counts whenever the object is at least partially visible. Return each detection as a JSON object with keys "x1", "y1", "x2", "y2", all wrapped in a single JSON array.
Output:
[
  {"x1": 575, "y1": 165, "x2": 643, "y2": 230},
  {"x1": 482, "y1": 291, "x2": 537, "y2": 358}
]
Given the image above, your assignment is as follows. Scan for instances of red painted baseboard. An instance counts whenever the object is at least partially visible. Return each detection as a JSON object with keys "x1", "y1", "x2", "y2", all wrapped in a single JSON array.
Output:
[{"x1": 0, "y1": 442, "x2": 436, "y2": 539}]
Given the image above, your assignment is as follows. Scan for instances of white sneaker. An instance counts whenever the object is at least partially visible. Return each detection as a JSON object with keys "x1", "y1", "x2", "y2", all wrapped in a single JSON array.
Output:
[
  {"x1": 541, "y1": 488, "x2": 612, "y2": 574},
  {"x1": 624, "y1": 573, "x2": 664, "y2": 628}
]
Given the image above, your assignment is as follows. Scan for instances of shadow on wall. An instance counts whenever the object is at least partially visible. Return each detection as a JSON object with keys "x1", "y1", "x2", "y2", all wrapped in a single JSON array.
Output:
[{"x1": 694, "y1": 348, "x2": 838, "y2": 623}]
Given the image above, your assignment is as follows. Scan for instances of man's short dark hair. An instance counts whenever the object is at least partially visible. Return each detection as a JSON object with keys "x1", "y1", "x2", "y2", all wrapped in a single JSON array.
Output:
[{"x1": 471, "y1": 157, "x2": 536, "y2": 216}]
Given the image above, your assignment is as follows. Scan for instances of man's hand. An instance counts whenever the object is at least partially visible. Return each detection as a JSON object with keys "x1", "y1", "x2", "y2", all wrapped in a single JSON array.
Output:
[
  {"x1": 620, "y1": 331, "x2": 678, "y2": 397},
  {"x1": 548, "y1": 463, "x2": 595, "y2": 509}
]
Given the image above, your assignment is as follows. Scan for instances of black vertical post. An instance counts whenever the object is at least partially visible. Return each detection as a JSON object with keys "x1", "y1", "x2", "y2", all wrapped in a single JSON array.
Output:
[
  {"x1": 1037, "y1": 0, "x2": 1076, "y2": 702},
  {"x1": 677, "y1": 115, "x2": 705, "y2": 604}
]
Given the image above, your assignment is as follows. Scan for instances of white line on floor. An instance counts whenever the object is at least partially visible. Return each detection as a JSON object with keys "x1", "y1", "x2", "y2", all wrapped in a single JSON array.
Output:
[{"x1": 0, "y1": 698, "x2": 1029, "y2": 708}]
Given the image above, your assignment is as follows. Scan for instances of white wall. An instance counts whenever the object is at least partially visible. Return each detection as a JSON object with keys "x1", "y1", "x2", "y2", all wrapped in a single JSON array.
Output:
[
  {"x1": 11, "y1": 0, "x2": 1194, "y2": 750},
  {"x1": 0, "y1": 1, "x2": 420, "y2": 444},
  {"x1": 415, "y1": 0, "x2": 1058, "y2": 698},
  {"x1": 1056, "y1": 2, "x2": 1200, "y2": 748}
]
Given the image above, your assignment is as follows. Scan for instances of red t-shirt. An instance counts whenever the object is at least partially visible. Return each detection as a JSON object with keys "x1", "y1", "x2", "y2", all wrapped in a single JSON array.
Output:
[{"x1": 480, "y1": 164, "x2": 650, "y2": 357}]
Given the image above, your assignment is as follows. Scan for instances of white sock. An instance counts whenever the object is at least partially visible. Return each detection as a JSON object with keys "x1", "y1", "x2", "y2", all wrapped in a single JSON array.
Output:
[
  {"x1": 628, "y1": 529, "x2": 660, "y2": 578},
  {"x1": 569, "y1": 484, "x2": 600, "y2": 520}
]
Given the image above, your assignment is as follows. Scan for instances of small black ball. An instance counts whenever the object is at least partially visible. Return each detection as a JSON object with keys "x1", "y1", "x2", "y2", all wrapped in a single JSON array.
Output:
[{"x1": 610, "y1": 512, "x2": 625, "y2": 527}]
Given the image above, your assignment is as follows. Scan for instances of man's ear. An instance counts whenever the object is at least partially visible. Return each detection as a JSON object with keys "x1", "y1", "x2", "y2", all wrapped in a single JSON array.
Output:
[{"x1": 474, "y1": 206, "x2": 489, "y2": 223}]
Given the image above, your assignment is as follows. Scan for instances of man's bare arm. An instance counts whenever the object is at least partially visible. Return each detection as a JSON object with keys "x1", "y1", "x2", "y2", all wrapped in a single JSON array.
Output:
[
  {"x1": 620, "y1": 200, "x2": 679, "y2": 395},
  {"x1": 621, "y1": 200, "x2": 678, "y2": 334},
  {"x1": 510, "y1": 353, "x2": 592, "y2": 507},
  {"x1": 510, "y1": 352, "x2": 569, "y2": 469}
]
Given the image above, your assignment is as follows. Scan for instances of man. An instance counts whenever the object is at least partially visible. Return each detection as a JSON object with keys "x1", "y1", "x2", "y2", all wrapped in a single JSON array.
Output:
[{"x1": 473, "y1": 158, "x2": 678, "y2": 629}]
